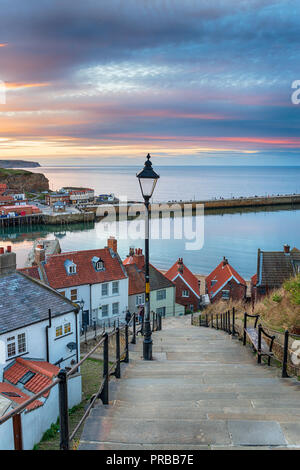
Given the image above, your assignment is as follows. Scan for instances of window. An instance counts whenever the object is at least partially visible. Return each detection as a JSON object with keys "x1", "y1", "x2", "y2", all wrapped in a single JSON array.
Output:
[
  {"x1": 136, "y1": 294, "x2": 145, "y2": 306},
  {"x1": 69, "y1": 264, "x2": 76, "y2": 274},
  {"x1": 96, "y1": 260, "x2": 104, "y2": 271},
  {"x1": 70, "y1": 289, "x2": 77, "y2": 302},
  {"x1": 102, "y1": 283, "x2": 109, "y2": 296},
  {"x1": 112, "y1": 281, "x2": 119, "y2": 295},
  {"x1": 18, "y1": 333, "x2": 26, "y2": 354},
  {"x1": 112, "y1": 302, "x2": 119, "y2": 315},
  {"x1": 156, "y1": 289, "x2": 166, "y2": 301},
  {"x1": 56, "y1": 326, "x2": 63, "y2": 337},
  {"x1": 102, "y1": 305, "x2": 109, "y2": 317},
  {"x1": 7, "y1": 333, "x2": 27, "y2": 358},
  {"x1": 7, "y1": 336, "x2": 16, "y2": 358},
  {"x1": 222, "y1": 290, "x2": 230, "y2": 299},
  {"x1": 64, "y1": 322, "x2": 71, "y2": 334},
  {"x1": 182, "y1": 290, "x2": 189, "y2": 297}
]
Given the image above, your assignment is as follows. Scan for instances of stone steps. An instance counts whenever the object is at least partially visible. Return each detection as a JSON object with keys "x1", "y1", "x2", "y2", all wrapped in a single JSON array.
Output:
[{"x1": 79, "y1": 316, "x2": 300, "y2": 450}]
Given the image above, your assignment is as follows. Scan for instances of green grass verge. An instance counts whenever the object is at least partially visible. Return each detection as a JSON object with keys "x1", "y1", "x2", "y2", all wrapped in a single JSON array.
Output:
[{"x1": 34, "y1": 357, "x2": 103, "y2": 451}]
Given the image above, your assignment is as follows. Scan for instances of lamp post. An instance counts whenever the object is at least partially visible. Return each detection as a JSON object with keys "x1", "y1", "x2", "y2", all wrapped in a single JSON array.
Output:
[{"x1": 136, "y1": 154, "x2": 160, "y2": 360}]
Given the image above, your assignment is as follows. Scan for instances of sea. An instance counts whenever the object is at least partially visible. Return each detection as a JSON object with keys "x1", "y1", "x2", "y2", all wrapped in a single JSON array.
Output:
[{"x1": 1, "y1": 165, "x2": 299, "y2": 280}]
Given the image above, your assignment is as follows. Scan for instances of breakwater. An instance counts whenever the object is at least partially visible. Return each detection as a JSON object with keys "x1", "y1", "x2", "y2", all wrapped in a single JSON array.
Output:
[
  {"x1": 85, "y1": 193, "x2": 300, "y2": 218},
  {"x1": 0, "y1": 211, "x2": 95, "y2": 227}
]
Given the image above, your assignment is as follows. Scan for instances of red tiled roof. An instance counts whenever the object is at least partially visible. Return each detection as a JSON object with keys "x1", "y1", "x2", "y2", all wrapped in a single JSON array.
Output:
[
  {"x1": 123, "y1": 249, "x2": 145, "y2": 270},
  {"x1": 4, "y1": 357, "x2": 59, "y2": 399},
  {"x1": 206, "y1": 259, "x2": 246, "y2": 298},
  {"x1": 165, "y1": 259, "x2": 200, "y2": 297},
  {"x1": 251, "y1": 273, "x2": 258, "y2": 285},
  {"x1": 0, "y1": 382, "x2": 43, "y2": 411},
  {"x1": 41, "y1": 248, "x2": 127, "y2": 289},
  {"x1": 124, "y1": 264, "x2": 145, "y2": 296}
]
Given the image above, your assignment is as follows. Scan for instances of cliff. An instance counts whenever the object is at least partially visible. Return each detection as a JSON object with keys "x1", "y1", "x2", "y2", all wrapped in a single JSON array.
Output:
[
  {"x1": 0, "y1": 160, "x2": 40, "y2": 168},
  {"x1": 0, "y1": 168, "x2": 49, "y2": 192}
]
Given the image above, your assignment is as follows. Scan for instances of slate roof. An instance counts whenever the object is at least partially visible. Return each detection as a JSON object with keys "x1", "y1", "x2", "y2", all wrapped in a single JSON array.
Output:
[
  {"x1": 124, "y1": 263, "x2": 174, "y2": 296},
  {"x1": 0, "y1": 271, "x2": 77, "y2": 335},
  {"x1": 255, "y1": 247, "x2": 300, "y2": 288}
]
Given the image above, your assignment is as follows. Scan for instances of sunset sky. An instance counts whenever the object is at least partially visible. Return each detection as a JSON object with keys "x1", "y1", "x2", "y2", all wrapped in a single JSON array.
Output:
[{"x1": 0, "y1": 0, "x2": 300, "y2": 166}]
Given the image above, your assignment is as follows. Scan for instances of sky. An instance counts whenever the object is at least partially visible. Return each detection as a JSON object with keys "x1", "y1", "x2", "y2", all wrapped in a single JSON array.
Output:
[{"x1": 0, "y1": 0, "x2": 300, "y2": 166}]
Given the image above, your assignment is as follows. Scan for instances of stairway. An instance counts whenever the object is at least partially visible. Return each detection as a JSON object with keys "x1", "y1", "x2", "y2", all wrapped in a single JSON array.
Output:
[{"x1": 79, "y1": 316, "x2": 300, "y2": 450}]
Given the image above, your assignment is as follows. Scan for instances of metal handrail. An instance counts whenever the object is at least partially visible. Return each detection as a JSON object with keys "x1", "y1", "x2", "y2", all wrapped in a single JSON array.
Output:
[{"x1": 0, "y1": 311, "x2": 162, "y2": 450}]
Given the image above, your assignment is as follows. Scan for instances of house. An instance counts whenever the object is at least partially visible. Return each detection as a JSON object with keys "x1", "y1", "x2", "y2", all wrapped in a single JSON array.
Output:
[
  {"x1": 123, "y1": 248, "x2": 184, "y2": 316},
  {"x1": 251, "y1": 244, "x2": 300, "y2": 303},
  {"x1": 165, "y1": 258, "x2": 200, "y2": 312},
  {"x1": 0, "y1": 247, "x2": 82, "y2": 449},
  {"x1": 205, "y1": 257, "x2": 247, "y2": 303},
  {"x1": 19, "y1": 237, "x2": 129, "y2": 329},
  {"x1": 0, "y1": 204, "x2": 41, "y2": 216},
  {"x1": 45, "y1": 192, "x2": 70, "y2": 207},
  {"x1": 0, "y1": 183, "x2": 7, "y2": 195},
  {"x1": 60, "y1": 187, "x2": 94, "y2": 204}
]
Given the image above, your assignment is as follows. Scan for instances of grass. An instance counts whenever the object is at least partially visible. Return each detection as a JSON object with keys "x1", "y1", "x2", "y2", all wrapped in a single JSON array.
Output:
[
  {"x1": 0, "y1": 168, "x2": 32, "y2": 176},
  {"x1": 201, "y1": 274, "x2": 300, "y2": 333},
  {"x1": 34, "y1": 357, "x2": 103, "y2": 451}
]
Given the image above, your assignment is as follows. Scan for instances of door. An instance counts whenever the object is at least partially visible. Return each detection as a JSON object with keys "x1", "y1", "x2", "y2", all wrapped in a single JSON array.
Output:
[{"x1": 83, "y1": 310, "x2": 90, "y2": 326}]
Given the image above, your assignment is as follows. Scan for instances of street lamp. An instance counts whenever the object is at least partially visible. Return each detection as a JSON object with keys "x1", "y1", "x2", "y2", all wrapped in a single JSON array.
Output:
[{"x1": 136, "y1": 153, "x2": 160, "y2": 360}]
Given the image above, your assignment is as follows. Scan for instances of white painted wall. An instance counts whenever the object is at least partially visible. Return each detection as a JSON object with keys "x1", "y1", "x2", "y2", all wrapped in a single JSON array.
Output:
[
  {"x1": 0, "y1": 311, "x2": 80, "y2": 381},
  {"x1": 0, "y1": 373, "x2": 82, "y2": 450}
]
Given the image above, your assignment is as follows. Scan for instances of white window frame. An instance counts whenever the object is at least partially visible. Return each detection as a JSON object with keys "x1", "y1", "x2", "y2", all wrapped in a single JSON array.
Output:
[
  {"x1": 136, "y1": 294, "x2": 145, "y2": 306},
  {"x1": 6, "y1": 332, "x2": 27, "y2": 359},
  {"x1": 182, "y1": 289, "x2": 189, "y2": 297},
  {"x1": 102, "y1": 304, "x2": 109, "y2": 317},
  {"x1": 112, "y1": 302, "x2": 119, "y2": 315},
  {"x1": 156, "y1": 289, "x2": 166, "y2": 301},
  {"x1": 112, "y1": 281, "x2": 119, "y2": 295},
  {"x1": 101, "y1": 283, "x2": 109, "y2": 297}
]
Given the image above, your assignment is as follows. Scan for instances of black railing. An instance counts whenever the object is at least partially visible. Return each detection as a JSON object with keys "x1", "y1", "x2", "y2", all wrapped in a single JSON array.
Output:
[
  {"x1": 0, "y1": 311, "x2": 162, "y2": 450},
  {"x1": 194, "y1": 308, "x2": 300, "y2": 379}
]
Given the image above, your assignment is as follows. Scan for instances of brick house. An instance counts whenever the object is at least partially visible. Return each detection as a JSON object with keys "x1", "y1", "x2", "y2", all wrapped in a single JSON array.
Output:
[
  {"x1": 205, "y1": 257, "x2": 247, "y2": 304},
  {"x1": 251, "y1": 245, "x2": 300, "y2": 303},
  {"x1": 164, "y1": 258, "x2": 200, "y2": 312}
]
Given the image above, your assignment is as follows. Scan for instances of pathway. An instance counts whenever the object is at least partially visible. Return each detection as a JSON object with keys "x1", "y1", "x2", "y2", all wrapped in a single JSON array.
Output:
[{"x1": 79, "y1": 316, "x2": 300, "y2": 450}]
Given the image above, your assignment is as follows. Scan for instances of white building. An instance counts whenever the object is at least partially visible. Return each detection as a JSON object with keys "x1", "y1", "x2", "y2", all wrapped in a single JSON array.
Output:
[
  {"x1": 0, "y1": 248, "x2": 81, "y2": 450},
  {"x1": 20, "y1": 237, "x2": 129, "y2": 329}
]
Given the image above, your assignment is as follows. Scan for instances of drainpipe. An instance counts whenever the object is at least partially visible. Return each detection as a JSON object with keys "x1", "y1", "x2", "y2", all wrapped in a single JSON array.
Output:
[
  {"x1": 74, "y1": 308, "x2": 79, "y2": 364},
  {"x1": 46, "y1": 308, "x2": 52, "y2": 362}
]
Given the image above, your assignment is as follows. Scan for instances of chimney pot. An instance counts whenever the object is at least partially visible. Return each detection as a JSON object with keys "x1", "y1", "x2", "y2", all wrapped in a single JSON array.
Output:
[
  {"x1": 7, "y1": 246, "x2": 11, "y2": 253},
  {"x1": 284, "y1": 244, "x2": 290, "y2": 254}
]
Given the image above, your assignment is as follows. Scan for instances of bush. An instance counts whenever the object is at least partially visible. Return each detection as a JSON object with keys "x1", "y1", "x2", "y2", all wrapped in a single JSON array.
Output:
[{"x1": 283, "y1": 274, "x2": 300, "y2": 305}]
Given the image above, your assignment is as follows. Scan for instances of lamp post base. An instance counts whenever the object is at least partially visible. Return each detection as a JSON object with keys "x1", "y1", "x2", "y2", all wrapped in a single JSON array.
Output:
[{"x1": 143, "y1": 338, "x2": 152, "y2": 360}]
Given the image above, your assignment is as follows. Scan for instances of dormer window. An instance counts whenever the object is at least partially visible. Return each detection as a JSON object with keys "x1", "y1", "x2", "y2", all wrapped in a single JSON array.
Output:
[
  {"x1": 64, "y1": 259, "x2": 77, "y2": 275},
  {"x1": 92, "y1": 256, "x2": 105, "y2": 271}
]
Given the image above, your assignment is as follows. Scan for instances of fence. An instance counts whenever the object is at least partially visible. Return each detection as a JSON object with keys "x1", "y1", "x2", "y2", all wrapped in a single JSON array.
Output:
[
  {"x1": 192, "y1": 308, "x2": 300, "y2": 379},
  {"x1": 0, "y1": 311, "x2": 162, "y2": 450}
]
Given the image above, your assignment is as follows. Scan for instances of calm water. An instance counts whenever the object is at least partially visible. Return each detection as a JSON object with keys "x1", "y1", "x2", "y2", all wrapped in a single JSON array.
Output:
[
  {"x1": 29, "y1": 165, "x2": 300, "y2": 202},
  {"x1": 1, "y1": 165, "x2": 299, "y2": 278}
]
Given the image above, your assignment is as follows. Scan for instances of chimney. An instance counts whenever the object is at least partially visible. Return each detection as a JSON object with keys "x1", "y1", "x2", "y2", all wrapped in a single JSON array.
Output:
[
  {"x1": 177, "y1": 258, "x2": 184, "y2": 273},
  {"x1": 129, "y1": 247, "x2": 135, "y2": 257},
  {"x1": 34, "y1": 244, "x2": 46, "y2": 265},
  {"x1": 284, "y1": 244, "x2": 290, "y2": 254},
  {"x1": 222, "y1": 256, "x2": 228, "y2": 266},
  {"x1": 0, "y1": 246, "x2": 16, "y2": 276},
  {"x1": 107, "y1": 236, "x2": 117, "y2": 254}
]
